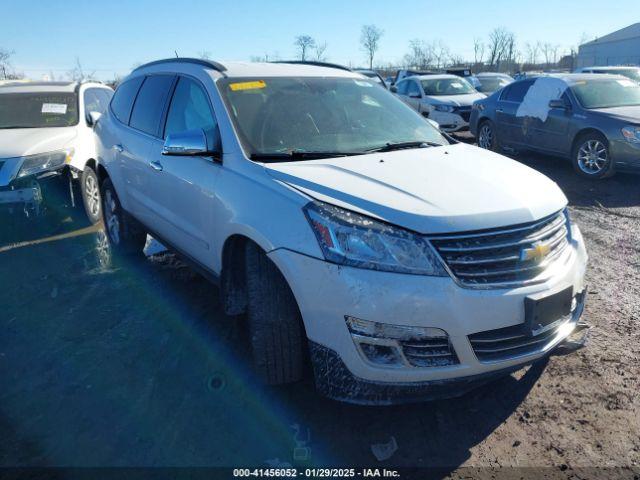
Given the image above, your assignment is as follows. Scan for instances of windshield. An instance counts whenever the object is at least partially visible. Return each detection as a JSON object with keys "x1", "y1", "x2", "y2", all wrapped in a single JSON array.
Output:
[
  {"x1": 0, "y1": 92, "x2": 79, "y2": 128},
  {"x1": 477, "y1": 77, "x2": 511, "y2": 93},
  {"x1": 570, "y1": 78, "x2": 640, "y2": 109},
  {"x1": 218, "y1": 76, "x2": 447, "y2": 158},
  {"x1": 592, "y1": 69, "x2": 640, "y2": 82},
  {"x1": 421, "y1": 78, "x2": 476, "y2": 96}
]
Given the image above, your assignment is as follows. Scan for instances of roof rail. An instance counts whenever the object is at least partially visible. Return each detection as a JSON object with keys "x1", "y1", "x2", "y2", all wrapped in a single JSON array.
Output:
[
  {"x1": 132, "y1": 58, "x2": 227, "y2": 75},
  {"x1": 272, "y1": 60, "x2": 352, "y2": 72}
]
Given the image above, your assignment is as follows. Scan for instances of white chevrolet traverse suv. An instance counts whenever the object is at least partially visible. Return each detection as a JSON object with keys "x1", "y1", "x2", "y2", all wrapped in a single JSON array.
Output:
[
  {"x1": 94, "y1": 59, "x2": 588, "y2": 404},
  {"x1": 0, "y1": 81, "x2": 112, "y2": 221}
]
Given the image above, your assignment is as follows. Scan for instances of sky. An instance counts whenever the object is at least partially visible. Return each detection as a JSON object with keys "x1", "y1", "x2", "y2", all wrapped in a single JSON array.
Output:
[{"x1": 1, "y1": 0, "x2": 636, "y2": 81}]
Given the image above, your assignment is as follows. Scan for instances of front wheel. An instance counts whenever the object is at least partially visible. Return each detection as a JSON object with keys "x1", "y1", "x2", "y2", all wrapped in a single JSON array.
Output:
[
  {"x1": 244, "y1": 242, "x2": 305, "y2": 385},
  {"x1": 477, "y1": 120, "x2": 498, "y2": 151},
  {"x1": 572, "y1": 133, "x2": 615, "y2": 179},
  {"x1": 81, "y1": 167, "x2": 102, "y2": 224},
  {"x1": 101, "y1": 178, "x2": 146, "y2": 255}
]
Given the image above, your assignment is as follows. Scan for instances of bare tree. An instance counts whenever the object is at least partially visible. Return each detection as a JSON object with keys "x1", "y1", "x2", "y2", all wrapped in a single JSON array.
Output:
[
  {"x1": 473, "y1": 38, "x2": 485, "y2": 65},
  {"x1": 525, "y1": 41, "x2": 540, "y2": 65},
  {"x1": 403, "y1": 39, "x2": 433, "y2": 69},
  {"x1": 540, "y1": 42, "x2": 557, "y2": 67},
  {"x1": 431, "y1": 40, "x2": 450, "y2": 69},
  {"x1": 67, "y1": 57, "x2": 95, "y2": 81},
  {"x1": 360, "y1": 24, "x2": 383, "y2": 69},
  {"x1": 314, "y1": 41, "x2": 328, "y2": 61},
  {"x1": 486, "y1": 28, "x2": 516, "y2": 71},
  {"x1": 0, "y1": 48, "x2": 14, "y2": 80},
  {"x1": 294, "y1": 35, "x2": 316, "y2": 61}
]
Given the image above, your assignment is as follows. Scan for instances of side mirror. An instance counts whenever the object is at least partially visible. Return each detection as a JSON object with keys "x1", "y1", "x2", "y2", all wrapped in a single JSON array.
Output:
[
  {"x1": 549, "y1": 99, "x2": 569, "y2": 110},
  {"x1": 162, "y1": 129, "x2": 218, "y2": 157},
  {"x1": 427, "y1": 118, "x2": 440, "y2": 130},
  {"x1": 390, "y1": 85, "x2": 398, "y2": 93},
  {"x1": 86, "y1": 111, "x2": 102, "y2": 127}
]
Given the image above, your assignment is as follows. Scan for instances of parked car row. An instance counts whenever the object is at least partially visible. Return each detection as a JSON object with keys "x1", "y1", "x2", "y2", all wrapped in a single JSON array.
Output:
[{"x1": 12, "y1": 58, "x2": 637, "y2": 404}]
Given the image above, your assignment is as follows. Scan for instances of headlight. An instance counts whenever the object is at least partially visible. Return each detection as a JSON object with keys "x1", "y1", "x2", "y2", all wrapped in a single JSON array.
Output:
[
  {"x1": 433, "y1": 104, "x2": 455, "y2": 113},
  {"x1": 303, "y1": 201, "x2": 447, "y2": 276},
  {"x1": 621, "y1": 126, "x2": 640, "y2": 143},
  {"x1": 17, "y1": 149, "x2": 74, "y2": 178}
]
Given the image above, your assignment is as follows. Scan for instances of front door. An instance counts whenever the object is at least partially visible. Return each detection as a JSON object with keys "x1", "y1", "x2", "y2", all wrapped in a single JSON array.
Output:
[{"x1": 142, "y1": 76, "x2": 222, "y2": 270}]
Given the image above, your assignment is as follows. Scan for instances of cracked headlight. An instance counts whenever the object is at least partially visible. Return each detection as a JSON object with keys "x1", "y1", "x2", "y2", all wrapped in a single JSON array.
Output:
[
  {"x1": 304, "y1": 201, "x2": 447, "y2": 276},
  {"x1": 17, "y1": 148, "x2": 74, "y2": 179}
]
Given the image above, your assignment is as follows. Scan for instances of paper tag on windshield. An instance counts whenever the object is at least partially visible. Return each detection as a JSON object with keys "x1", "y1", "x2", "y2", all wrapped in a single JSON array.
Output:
[
  {"x1": 229, "y1": 80, "x2": 266, "y2": 91},
  {"x1": 42, "y1": 103, "x2": 68, "y2": 114},
  {"x1": 617, "y1": 79, "x2": 635, "y2": 87},
  {"x1": 451, "y1": 82, "x2": 463, "y2": 88}
]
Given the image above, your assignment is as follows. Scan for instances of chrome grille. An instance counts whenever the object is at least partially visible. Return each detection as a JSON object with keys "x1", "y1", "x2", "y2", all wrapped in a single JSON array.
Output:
[
  {"x1": 429, "y1": 211, "x2": 570, "y2": 288},
  {"x1": 399, "y1": 338, "x2": 459, "y2": 367}
]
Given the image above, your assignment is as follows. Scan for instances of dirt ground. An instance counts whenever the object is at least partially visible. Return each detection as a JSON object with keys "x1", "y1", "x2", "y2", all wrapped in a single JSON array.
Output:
[{"x1": 0, "y1": 147, "x2": 638, "y2": 478}]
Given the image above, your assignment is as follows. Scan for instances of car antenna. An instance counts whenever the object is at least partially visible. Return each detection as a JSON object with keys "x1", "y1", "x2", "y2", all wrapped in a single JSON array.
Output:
[{"x1": 174, "y1": 50, "x2": 179, "y2": 58}]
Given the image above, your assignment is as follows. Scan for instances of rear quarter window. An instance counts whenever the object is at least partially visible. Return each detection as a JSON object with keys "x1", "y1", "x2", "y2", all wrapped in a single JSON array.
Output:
[{"x1": 110, "y1": 77, "x2": 144, "y2": 124}]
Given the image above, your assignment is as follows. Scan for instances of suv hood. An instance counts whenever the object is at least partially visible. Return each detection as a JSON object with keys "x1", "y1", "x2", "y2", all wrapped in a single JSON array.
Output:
[
  {"x1": 427, "y1": 92, "x2": 486, "y2": 106},
  {"x1": 265, "y1": 143, "x2": 567, "y2": 234},
  {"x1": 590, "y1": 105, "x2": 640, "y2": 123},
  {"x1": 0, "y1": 127, "x2": 77, "y2": 159}
]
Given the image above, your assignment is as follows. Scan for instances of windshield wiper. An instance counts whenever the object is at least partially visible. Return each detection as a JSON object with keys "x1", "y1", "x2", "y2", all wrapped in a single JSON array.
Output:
[
  {"x1": 365, "y1": 141, "x2": 444, "y2": 153},
  {"x1": 250, "y1": 150, "x2": 365, "y2": 162}
]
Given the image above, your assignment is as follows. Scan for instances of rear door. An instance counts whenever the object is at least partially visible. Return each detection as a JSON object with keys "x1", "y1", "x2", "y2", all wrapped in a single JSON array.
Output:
[
  {"x1": 122, "y1": 74, "x2": 176, "y2": 226},
  {"x1": 143, "y1": 75, "x2": 222, "y2": 270},
  {"x1": 495, "y1": 79, "x2": 535, "y2": 147}
]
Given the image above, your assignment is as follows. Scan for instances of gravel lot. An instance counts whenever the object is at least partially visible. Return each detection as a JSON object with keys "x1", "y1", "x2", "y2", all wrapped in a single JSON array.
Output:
[{"x1": 0, "y1": 149, "x2": 638, "y2": 477}]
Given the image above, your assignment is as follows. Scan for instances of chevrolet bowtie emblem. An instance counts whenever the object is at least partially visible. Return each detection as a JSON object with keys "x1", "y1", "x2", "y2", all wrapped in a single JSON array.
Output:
[{"x1": 521, "y1": 242, "x2": 551, "y2": 263}]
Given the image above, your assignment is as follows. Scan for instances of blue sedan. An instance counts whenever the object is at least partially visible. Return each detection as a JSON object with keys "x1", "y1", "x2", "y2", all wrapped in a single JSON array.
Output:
[{"x1": 470, "y1": 74, "x2": 640, "y2": 179}]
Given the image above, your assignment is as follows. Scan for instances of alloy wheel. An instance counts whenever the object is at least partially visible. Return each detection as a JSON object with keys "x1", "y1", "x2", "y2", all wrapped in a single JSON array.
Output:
[
  {"x1": 478, "y1": 123, "x2": 493, "y2": 150},
  {"x1": 84, "y1": 174, "x2": 100, "y2": 217},
  {"x1": 104, "y1": 190, "x2": 120, "y2": 245},
  {"x1": 577, "y1": 140, "x2": 608, "y2": 175}
]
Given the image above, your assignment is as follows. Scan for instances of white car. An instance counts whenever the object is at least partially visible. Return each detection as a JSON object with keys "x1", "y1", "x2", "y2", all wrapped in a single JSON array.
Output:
[
  {"x1": 575, "y1": 66, "x2": 640, "y2": 83},
  {"x1": 0, "y1": 81, "x2": 113, "y2": 221},
  {"x1": 95, "y1": 59, "x2": 588, "y2": 404},
  {"x1": 393, "y1": 74, "x2": 486, "y2": 132}
]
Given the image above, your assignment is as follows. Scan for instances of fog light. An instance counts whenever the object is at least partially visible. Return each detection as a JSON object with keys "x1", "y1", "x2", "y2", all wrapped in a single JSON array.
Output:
[
  {"x1": 346, "y1": 315, "x2": 447, "y2": 341},
  {"x1": 359, "y1": 343, "x2": 403, "y2": 366}
]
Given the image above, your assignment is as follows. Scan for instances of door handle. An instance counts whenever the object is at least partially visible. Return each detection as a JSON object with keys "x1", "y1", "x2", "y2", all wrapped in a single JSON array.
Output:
[
  {"x1": 149, "y1": 160, "x2": 163, "y2": 172},
  {"x1": 113, "y1": 144, "x2": 124, "y2": 153},
  {"x1": 496, "y1": 108, "x2": 504, "y2": 113}
]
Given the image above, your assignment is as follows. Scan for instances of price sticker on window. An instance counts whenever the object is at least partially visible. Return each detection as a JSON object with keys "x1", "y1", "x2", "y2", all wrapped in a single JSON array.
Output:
[
  {"x1": 42, "y1": 103, "x2": 68, "y2": 114},
  {"x1": 229, "y1": 81, "x2": 267, "y2": 91}
]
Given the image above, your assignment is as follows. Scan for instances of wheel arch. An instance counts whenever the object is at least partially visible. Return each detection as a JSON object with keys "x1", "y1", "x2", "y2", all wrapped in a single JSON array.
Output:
[{"x1": 571, "y1": 127, "x2": 609, "y2": 154}]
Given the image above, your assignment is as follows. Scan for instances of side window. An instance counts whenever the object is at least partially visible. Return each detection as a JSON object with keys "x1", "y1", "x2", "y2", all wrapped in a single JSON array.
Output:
[
  {"x1": 501, "y1": 80, "x2": 534, "y2": 103},
  {"x1": 84, "y1": 88, "x2": 111, "y2": 115},
  {"x1": 164, "y1": 77, "x2": 218, "y2": 150},
  {"x1": 129, "y1": 75, "x2": 175, "y2": 136},
  {"x1": 110, "y1": 77, "x2": 144, "y2": 124},
  {"x1": 407, "y1": 81, "x2": 421, "y2": 97},
  {"x1": 395, "y1": 80, "x2": 409, "y2": 95}
]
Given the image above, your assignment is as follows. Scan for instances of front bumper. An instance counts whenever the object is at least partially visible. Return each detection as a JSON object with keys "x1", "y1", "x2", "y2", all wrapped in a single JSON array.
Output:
[
  {"x1": 429, "y1": 110, "x2": 470, "y2": 132},
  {"x1": 268, "y1": 223, "x2": 587, "y2": 402},
  {"x1": 610, "y1": 138, "x2": 640, "y2": 171},
  {"x1": 0, "y1": 170, "x2": 67, "y2": 216}
]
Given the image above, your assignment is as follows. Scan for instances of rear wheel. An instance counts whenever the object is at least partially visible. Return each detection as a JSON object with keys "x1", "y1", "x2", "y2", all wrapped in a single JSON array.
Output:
[
  {"x1": 101, "y1": 178, "x2": 146, "y2": 255},
  {"x1": 81, "y1": 167, "x2": 102, "y2": 224},
  {"x1": 244, "y1": 242, "x2": 305, "y2": 384},
  {"x1": 477, "y1": 120, "x2": 498, "y2": 151},
  {"x1": 572, "y1": 133, "x2": 615, "y2": 179}
]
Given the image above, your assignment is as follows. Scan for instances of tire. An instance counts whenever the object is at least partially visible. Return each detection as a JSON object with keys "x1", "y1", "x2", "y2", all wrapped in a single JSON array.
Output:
[
  {"x1": 572, "y1": 132, "x2": 615, "y2": 179},
  {"x1": 100, "y1": 178, "x2": 146, "y2": 255},
  {"x1": 477, "y1": 119, "x2": 499, "y2": 152},
  {"x1": 244, "y1": 242, "x2": 305, "y2": 385},
  {"x1": 81, "y1": 167, "x2": 102, "y2": 224}
]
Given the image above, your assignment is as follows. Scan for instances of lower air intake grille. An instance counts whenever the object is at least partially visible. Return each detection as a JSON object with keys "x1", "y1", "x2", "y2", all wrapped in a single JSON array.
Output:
[{"x1": 399, "y1": 338, "x2": 459, "y2": 367}]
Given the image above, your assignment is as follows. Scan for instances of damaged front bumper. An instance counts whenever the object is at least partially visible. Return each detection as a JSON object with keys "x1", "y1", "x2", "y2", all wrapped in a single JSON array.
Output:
[{"x1": 0, "y1": 170, "x2": 67, "y2": 217}]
